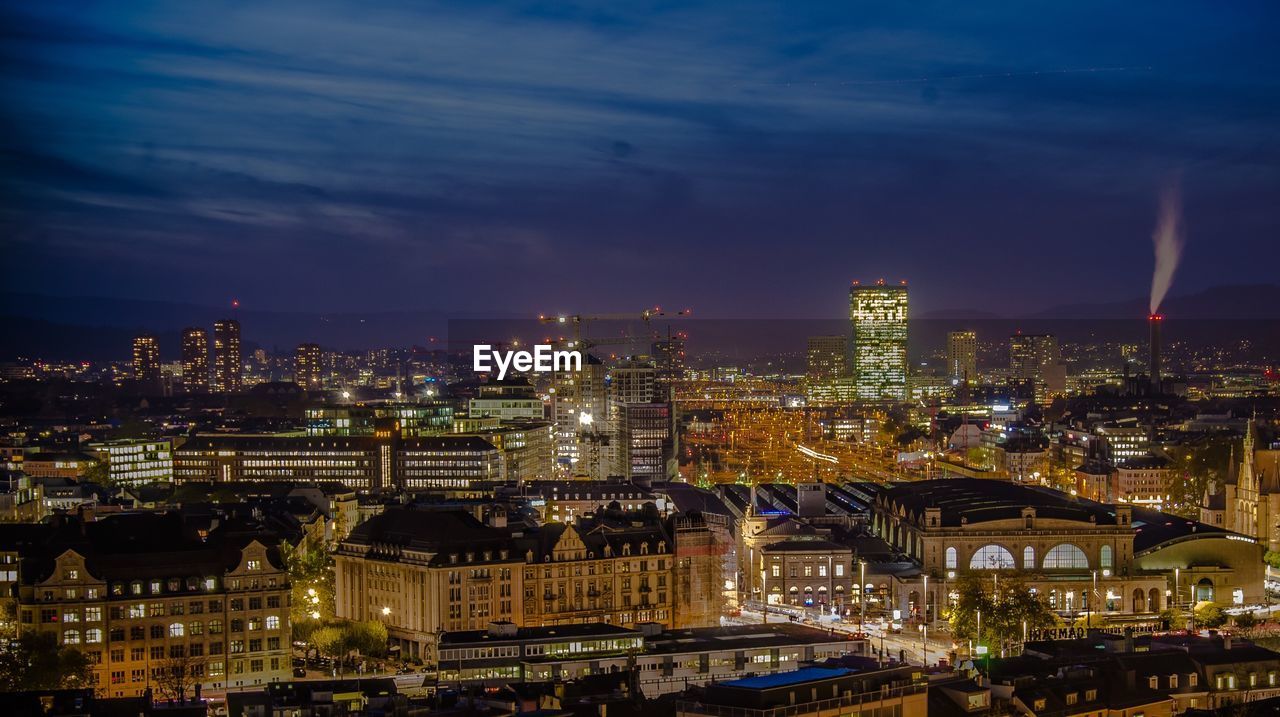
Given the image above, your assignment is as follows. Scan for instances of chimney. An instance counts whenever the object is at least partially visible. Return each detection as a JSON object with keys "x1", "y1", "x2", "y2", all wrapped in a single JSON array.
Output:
[{"x1": 1149, "y1": 314, "x2": 1163, "y2": 391}]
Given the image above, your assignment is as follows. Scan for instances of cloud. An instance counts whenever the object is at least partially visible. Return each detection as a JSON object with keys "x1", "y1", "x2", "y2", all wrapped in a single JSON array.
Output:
[{"x1": 2, "y1": 0, "x2": 1279, "y2": 315}]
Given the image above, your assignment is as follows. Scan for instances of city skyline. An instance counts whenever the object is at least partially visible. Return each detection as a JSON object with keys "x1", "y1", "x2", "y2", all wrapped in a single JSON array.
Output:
[{"x1": 4, "y1": 2, "x2": 1280, "y2": 318}]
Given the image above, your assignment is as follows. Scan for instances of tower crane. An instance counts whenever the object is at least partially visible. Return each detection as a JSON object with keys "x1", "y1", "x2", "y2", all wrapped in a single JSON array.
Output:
[{"x1": 536, "y1": 307, "x2": 691, "y2": 351}]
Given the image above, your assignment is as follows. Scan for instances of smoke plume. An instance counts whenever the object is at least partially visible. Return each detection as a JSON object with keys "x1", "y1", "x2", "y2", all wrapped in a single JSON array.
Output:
[{"x1": 1149, "y1": 179, "x2": 1184, "y2": 315}]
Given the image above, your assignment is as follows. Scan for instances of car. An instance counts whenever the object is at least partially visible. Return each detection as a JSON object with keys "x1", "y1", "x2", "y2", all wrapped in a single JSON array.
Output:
[{"x1": 293, "y1": 667, "x2": 308, "y2": 678}]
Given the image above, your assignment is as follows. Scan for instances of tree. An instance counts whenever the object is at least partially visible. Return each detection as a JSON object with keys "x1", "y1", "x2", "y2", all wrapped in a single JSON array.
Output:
[
  {"x1": 946, "y1": 575, "x2": 1059, "y2": 655},
  {"x1": 0, "y1": 632, "x2": 94, "y2": 692},
  {"x1": 1164, "y1": 438, "x2": 1235, "y2": 518},
  {"x1": 280, "y1": 540, "x2": 334, "y2": 637},
  {"x1": 1193, "y1": 601, "x2": 1227, "y2": 629},
  {"x1": 153, "y1": 652, "x2": 206, "y2": 703},
  {"x1": 311, "y1": 626, "x2": 346, "y2": 661},
  {"x1": 344, "y1": 620, "x2": 388, "y2": 658},
  {"x1": 81, "y1": 459, "x2": 113, "y2": 487}
]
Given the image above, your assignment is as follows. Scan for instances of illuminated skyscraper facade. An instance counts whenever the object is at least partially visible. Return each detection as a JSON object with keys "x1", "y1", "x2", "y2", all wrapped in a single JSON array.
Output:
[
  {"x1": 131, "y1": 334, "x2": 161, "y2": 389},
  {"x1": 946, "y1": 330, "x2": 977, "y2": 383},
  {"x1": 181, "y1": 327, "x2": 210, "y2": 393},
  {"x1": 295, "y1": 342, "x2": 323, "y2": 390},
  {"x1": 212, "y1": 319, "x2": 242, "y2": 393},
  {"x1": 849, "y1": 281, "x2": 908, "y2": 401}
]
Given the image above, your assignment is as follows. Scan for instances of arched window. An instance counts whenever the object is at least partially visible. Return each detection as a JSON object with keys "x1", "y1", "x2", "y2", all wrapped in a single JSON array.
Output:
[
  {"x1": 1023, "y1": 546, "x2": 1035, "y2": 569},
  {"x1": 1043, "y1": 544, "x2": 1089, "y2": 569},
  {"x1": 945, "y1": 547, "x2": 957, "y2": 569},
  {"x1": 969, "y1": 545, "x2": 1016, "y2": 570},
  {"x1": 169, "y1": 623, "x2": 185, "y2": 638},
  {"x1": 1100, "y1": 545, "x2": 1113, "y2": 568}
]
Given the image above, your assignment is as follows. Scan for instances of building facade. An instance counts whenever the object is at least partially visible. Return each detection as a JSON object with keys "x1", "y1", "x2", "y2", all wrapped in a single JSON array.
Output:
[
  {"x1": 180, "y1": 328, "x2": 210, "y2": 393},
  {"x1": 212, "y1": 319, "x2": 242, "y2": 393},
  {"x1": 6, "y1": 514, "x2": 291, "y2": 699},
  {"x1": 849, "y1": 281, "x2": 908, "y2": 402}
]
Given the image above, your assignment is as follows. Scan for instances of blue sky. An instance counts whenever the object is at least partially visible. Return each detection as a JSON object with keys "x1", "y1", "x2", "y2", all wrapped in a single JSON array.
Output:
[{"x1": 2, "y1": 1, "x2": 1277, "y2": 317}]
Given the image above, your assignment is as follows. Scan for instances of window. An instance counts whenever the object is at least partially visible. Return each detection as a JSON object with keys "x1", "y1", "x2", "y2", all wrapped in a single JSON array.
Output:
[
  {"x1": 85, "y1": 629, "x2": 102, "y2": 643},
  {"x1": 771, "y1": 565, "x2": 780, "y2": 577},
  {"x1": 969, "y1": 545, "x2": 1015, "y2": 570},
  {"x1": 1023, "y1": 546, "x2": 1035, "y2": 569},
  {"x1": 190, "y1": 621, "x2": 204, "y2": 636},
  {"x1": 150, "y1": 625, "x2": 164, "y2": 639},
  {"x1": 1170, "y1": 674, "x2": 1179, "y2": 688},
  {"x1": 85, "y1": 607, "x2": 101, "y2": 622},
  {"x1": 169, "y1": 623, "x2": 184, "y2": 638},
  {"x1": 1100, "y1": 545, "x2": 1113, "y2": 568},
  {"x1": 1043, "y1": 544, "x2": 1089, "y2": 569},
  {"x1": 835, "y1": 564, "x2": 844, "y2": 577},
  {"x1": 210, "y1": 619, "x2": 223, "y2": 634},
  {"x1": 265, "y1": 615, "x2": 280, "y2": 630},
  {"x1": 64, "y1": 630, "x2": 81, "y2": 645},
  {"x1": 945, "y1": 547, "x2": 957, "y2": 569},
  {"x1": 1085, "y1": 689, "x2": 1097, "y2": 701},
  {"x1": 1148, "y1": 676, "x2": 1158, "y2": 688}
]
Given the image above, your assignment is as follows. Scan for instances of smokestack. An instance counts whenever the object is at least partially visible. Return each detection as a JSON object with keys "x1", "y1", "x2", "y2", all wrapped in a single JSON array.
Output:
[{"x1": 1149, "y1": 314, "x2": 1163, "y2": 391}]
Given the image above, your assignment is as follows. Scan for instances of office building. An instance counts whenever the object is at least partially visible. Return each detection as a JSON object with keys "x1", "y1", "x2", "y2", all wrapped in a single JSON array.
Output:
[
  {"x1": 294, "y1": 343, "x2": 322, "y2": 390},
  {"x1": 131, "y1": 334, "x2": 161, "y2": 390},
  {"x1": 305, "y1": 403, "x2": 453, "y2": 438},
  {"x1": 173, "y1": 434, "x2": 502, "y2": 491},
  {"x1": 213, "y1": 319, "x2": 242, "y2": 393},
  {"x1": 181, "y1": 327, "x2": 210, "y2": 393},
  {"x1": 849, "y1": 281, "x2": 908, "y2": 402},
  {"x1": 88, "y1": 439, "x2": 173, "y2": 486},
  {"x1": 469, "y1": 379, "x2": 544, "y2": 420},
  {"x1": 946, "y1": 330, "x2": 977, "y2": 383}
]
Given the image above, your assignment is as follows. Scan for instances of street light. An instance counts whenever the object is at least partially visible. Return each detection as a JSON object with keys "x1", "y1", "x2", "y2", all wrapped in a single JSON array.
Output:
[{"x1": 859, "y1": 560, "x2": 867, "y2": 634}]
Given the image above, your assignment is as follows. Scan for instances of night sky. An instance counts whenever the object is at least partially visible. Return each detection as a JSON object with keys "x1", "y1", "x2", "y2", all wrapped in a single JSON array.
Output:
[{"x1": 3, "y1": 2, "x2": 1278, "y2": 319}]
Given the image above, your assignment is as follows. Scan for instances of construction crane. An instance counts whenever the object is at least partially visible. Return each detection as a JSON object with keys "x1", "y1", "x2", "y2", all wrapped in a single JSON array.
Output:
[{"x1": 536, "y1": 307, "x2": 691, "y2": 351}]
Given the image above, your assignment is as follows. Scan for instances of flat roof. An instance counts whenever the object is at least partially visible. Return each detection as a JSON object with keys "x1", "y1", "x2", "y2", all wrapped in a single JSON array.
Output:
[{"x1": 721, "y1": 667, "x2": 851, "y2": 690}]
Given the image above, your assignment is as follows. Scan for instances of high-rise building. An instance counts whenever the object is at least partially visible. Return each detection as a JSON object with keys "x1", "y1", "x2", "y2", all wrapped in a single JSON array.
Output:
[
  {"x1": 294, "y1": 342, "x2": 322, "y2": 390},
  {"x1": 806, "y1": 335, "x2": 853, "y2": 404},
  {"x1": 180, "y1": 327, "x2": 210, "y2": 393},
  {"x1": 652, "y1": 332, "x2": 687, "y2": 380},
  {"x1": 131, "y1": 334, "x2": 161, "y2": 390},
  {"x1": 849, "y1": 281, "x2": 909, "y2": 401},
  {"x1": 212, "y1": 319, "x2": 242, "y2": 393},
  {"x1": 946, "y1": 330, "x2": 978, "y2": 383},
  {"x1": 807, "y1": 335, "x2": 848, "y2": 379},
  {"x1": 1009, "y1": 332, "x2": 1063, "y2": 400}
]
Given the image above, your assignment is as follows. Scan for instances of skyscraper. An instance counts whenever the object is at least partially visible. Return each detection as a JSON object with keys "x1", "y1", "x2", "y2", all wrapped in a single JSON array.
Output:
[
  {"x1": 1009, "y1": 332, "x2": 1062, "y2": 401},
  {"x1": 181, "y1": 327, "x2": 210, "y2": 393},
  {"x1": 131, "y1": 334, "x2": 161, "y2": 390},
  {"x1": 850, "y1": 280, "x2": 908, "y2": 401},
  {"x1": 946, "y1": 331, "x2": 977, "y2": 383},
  {"x1": 213, "y1": 319, "x2": 242, "y2": 393},
  {"x1": 295, "y1": 342, "x2": 323, "y2": 390}
]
